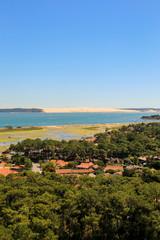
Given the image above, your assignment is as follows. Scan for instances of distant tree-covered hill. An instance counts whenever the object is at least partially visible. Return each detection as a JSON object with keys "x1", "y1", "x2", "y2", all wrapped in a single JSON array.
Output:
[
  {"x1": 141, "y1": 115, "x2": 160, "y2": 120},
  {"x1": 0, "y1": 108, "x2": 43, "y2": 113},
  {"x1": 122, "y1": 108, "x2": 160, "y2": 112}
]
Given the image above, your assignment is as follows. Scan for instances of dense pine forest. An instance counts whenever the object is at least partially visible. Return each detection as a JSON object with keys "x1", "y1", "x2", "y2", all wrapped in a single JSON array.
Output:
[{"x1": 0, "y1": 171, "x2": 160, "y2": 240}]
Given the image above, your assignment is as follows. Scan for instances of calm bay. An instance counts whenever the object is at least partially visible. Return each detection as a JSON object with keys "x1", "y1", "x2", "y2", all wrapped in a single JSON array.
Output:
[{"x1": 0, "y1": 112, "x2": 159, "y2": 128}]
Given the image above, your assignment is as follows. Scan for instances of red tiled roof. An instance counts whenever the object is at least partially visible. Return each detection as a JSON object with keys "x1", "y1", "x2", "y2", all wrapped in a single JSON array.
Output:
[
  {"x1": 113, "y1": 171, "x2": 123, "y2": 176},
  {"x1": 0, "y1": 168, "x2": 19, "y2": 176},
  {"x1": 56, "y1": 169, "x2": 94, "y2": 174},
  {"x1": 85, "y1": 137, "x2": 96, "y2": 142},
  {"x1": 92, "y1": 164, "x2": 99, "y2": 169},
  {"x1": 104, "y1": 165, "x2": 123, "y2": 172},
  {"x1": 50, "y1": 160, "x2": 57, "y2": 163},
  {"x1": 57, "y1": 160, "x2": 69, "y2": 167},
  {"x1": 11, "y1": 165, "x2": 25, "y2": 170},
  {"x1": 0, "y1": 161, "x2": 6, "y2": 167},
  {"x1": 89, "y1": 173, "x2": 96, "y2": 178},
  {"x1": 76, "y1": 162, "x2": 94, "y2": 169},
  {"x1": 138, "y1": 156, "x2": 147, "y2": 161},
  {"x1": 50, "y1": 160, "x2": 69, "y2": 167}
]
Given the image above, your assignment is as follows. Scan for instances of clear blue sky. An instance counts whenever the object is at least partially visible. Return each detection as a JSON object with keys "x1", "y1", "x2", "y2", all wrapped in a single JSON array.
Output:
[{"x1": 0, "y1": 0, "x2": 160, "y2": 108}]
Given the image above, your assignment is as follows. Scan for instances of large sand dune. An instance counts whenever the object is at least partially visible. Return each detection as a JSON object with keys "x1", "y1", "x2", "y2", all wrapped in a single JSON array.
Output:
[{"x1": 42, "y1": 107, "x2": 140, "y2": 113}]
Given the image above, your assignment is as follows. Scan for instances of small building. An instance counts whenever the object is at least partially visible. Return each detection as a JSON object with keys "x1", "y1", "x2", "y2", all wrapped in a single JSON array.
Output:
[
  {"x1": 76, "y1": 162, "x2": 94, "y2": 169},
  {"x1": 153, "y1": 156, "x2": 160, "y2": 161},
  {"x1": 0, "y1": 161, "x2": 6, "y2": 167},
  {"x1": 138, "y1": 156, "x2": 149, "y2": 165},
  {"x1": 113, "y1": 171, "x2": 123, "y2": 176},
  {"x1": 138, "y1": 156, "x2": 147, "y2": 162},
  {"x1": 92, "y1": 164, "x2": 99, "y2": 170},
  {"x1": 89, "y1": 173, "x2": 96, "y2": 178},
  {"x1": 50, "y1": 160, "x2": 68, "y2": 167},
  {"x1": 0, "y1": 167, "x2": 19, "y2": 176},
  {"x1": 85, "y1": 137, "x2": 96, "y2": 142}
]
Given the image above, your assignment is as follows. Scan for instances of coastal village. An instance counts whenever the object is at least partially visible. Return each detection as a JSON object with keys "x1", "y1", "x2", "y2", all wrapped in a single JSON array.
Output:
[{"x1": 0, "y1": 150, "x2": 158, "y2": 178}]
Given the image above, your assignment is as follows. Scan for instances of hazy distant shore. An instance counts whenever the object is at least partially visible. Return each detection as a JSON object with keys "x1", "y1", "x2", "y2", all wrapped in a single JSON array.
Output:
[{"x1": 0, "y1": 107, "x2": 160, "y2": 113}]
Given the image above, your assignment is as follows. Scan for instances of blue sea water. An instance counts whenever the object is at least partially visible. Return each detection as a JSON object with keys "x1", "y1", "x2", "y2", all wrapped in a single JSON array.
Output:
[{"x1": 0, "y1": 112, "x2": 159, "y2": 128}]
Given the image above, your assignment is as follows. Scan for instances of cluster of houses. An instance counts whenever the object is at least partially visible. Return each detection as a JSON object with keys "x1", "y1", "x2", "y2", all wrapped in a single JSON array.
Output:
[
  {"x1": 0, "y1": 161, "x2": 25, "y2": 176},
  {"x1": 50, "y1": 160, "x2": 99, "y2": 176},
  {"x1": 48, "y1": 159, "x2": 141, "y2": 177},
  {"x1": 0, "y1": 146, "x2": 159, "y2": 177},
  {"x1": 138, "y1": 155, "x2": 160, "y2": 164},
  {"x1": 43, "y1": 155, "x2": 159, "y2": 177}
]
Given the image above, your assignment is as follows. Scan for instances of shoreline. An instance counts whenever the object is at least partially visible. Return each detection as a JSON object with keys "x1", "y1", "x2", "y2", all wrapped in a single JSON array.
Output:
[
  {"x1": 44, "y1": 122, "x2": 135, "y2": 128},
  {"x1": 0, "y1": 122, "x2": 139, "y2": 130}
]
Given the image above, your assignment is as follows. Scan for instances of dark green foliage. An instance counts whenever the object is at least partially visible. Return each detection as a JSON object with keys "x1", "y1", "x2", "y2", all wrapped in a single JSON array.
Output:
[
  {"x1": 141, "y1": 115, "x2": 160, "y2": 120},
  {"x1": 123, "y1": 167, "x2": 139, "y2": 177},
  {"x1": 95, "y1": 123, "x2": 160, "y2": 158},
  {"x1": 148, "y1": 161, "x2": 160, "y2": 170},
  {"x1": 11, "y1": 155, "x2": 32, "y2": 170},
  {"x1": 42, "y1": 161, "x2": 57, "y2": 173},
  {"x1": 105, "y1": 169, "x2": 116, "y2": 174},
  {"x1": 0, "y1": 172, "x2": 160, "y2": 239}
]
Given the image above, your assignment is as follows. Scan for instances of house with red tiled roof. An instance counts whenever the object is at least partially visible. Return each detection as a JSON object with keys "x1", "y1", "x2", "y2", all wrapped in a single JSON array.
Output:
[
  {"x1": 0, "y1": 168, "x2": 19, "y2": 176},
  {"x1": 76, "y1": 162, "x2": 99, "y2": 170},
  {"x1": 0, "y1": 161, "x2": 6, "y2": 167},
  {"x1": 138, "y1": 156, "x2": 147, "y2": 162},
  {"x1": 89, "y1": 173, "x2": 96, "y2": 178},
  {"x1": 50, "y1": 160, "x2": 69, "y2": 167},
  {"x1": 57, "y1": 160, "x2": 69, "y2": 167},
  {"x1": 85, "y1": 137, "x2": 96, "y2": 142},
  {"x1": 50, "y1": 160, "x2": 57, "y2": 163},
  {"x1": 11, "y1": 165, "x2": 25, "y2": 171},
  {"x1": 113, "y1": 171, "x2": 123, "y2": 176},
  {"x1": 76, "y1": 162, "x2": 94, "y2": 169},
  {"x1": 153, "y1": 156, "x2": 160, "y2": 161},
  {"x1": 92, "y1": 164, "x2": 99, "y2": 170}
]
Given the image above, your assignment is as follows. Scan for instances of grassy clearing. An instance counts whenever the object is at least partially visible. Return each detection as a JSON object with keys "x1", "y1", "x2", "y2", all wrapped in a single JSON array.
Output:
[
  {"x1": 0, "y1": 137, "x2": 21, "y2": 143},
  {"x1": 54, "y1": 124, "x2": 106, "y2": 136},
  {"x1": 0, "y1": 128, "x2": 48, "y2": 144},
  {"x1": 82, "y1": 126, "x2": 99, "y2": 131},
  {"x1": 0, "y1": 127, "x2": 44, "y2": 133},
  {"x1": 110, "y1": 126, "x2": 122, "y2": 130}
]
